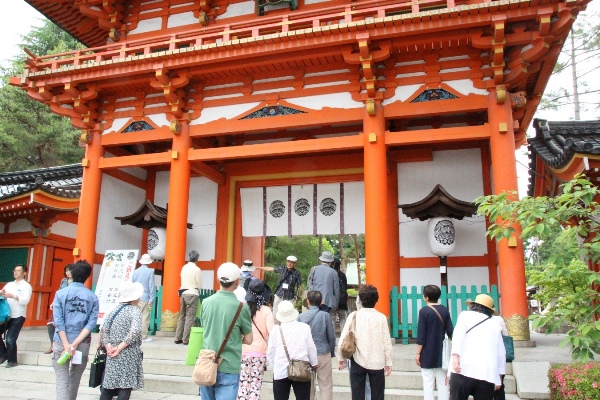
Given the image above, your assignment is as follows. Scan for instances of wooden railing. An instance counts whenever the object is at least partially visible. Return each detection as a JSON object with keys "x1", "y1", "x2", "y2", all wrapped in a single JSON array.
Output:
[
  {"x1": 390, "y1": 285, "x2": 500, "y2": 344},
  {"x1": 23, "y1": 0, "x2": 475, "y2": 73}
]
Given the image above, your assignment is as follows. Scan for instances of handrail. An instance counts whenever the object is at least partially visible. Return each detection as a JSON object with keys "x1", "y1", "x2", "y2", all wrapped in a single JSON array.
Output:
[{"x1": 23, "y1": 0, "x2": 470, "y2": 73}]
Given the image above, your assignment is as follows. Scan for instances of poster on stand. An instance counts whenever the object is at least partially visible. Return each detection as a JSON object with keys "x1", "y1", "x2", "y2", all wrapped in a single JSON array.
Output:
[{"x1": 95, "y1": 249, "x2": 139, "y2": 325}]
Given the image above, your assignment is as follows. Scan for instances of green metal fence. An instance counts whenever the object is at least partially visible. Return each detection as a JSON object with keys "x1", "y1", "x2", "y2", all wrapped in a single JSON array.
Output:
[
  {"x1": 149, "y1": 286, "x2": 215, "y2": 335},
  {"x1": 390, "y1": 285, "x2": 499, "y2": 344}
]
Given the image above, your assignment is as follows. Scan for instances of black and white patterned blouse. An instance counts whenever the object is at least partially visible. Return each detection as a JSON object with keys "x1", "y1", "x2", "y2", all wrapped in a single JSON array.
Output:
[{"x1": 100, "y1": 304, "x2": 144, "y2": 390}]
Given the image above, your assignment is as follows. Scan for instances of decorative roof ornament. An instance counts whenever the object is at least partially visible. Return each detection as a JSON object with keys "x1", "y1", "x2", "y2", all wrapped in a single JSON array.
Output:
[
  {"x1": 410, "y1": 88, "x2": 458, "y2": 103},
  {"x1": 397, "y1": 184, "x2": 477, "y2": 221},
  {"x1": 240, "y1": 105, "x2": 305, "y2": 119},
  {"x1": 115, "y1": 199, "x2": 193, "y2": 229}
]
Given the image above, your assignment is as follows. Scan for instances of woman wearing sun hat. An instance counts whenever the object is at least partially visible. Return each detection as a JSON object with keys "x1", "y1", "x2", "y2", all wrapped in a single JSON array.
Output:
[
  {"x1": 99, "y1": 281, "x2": 145, "y2": 400},
  {"x1": 448, "y1": 294, "x2": 506, "y2": 400},
  {"x1": 237, "y1": 279, "x2": 274, "y2": 400},
  {"x1": 267, "y1": 300, "x2": 318, "y2": 400}
]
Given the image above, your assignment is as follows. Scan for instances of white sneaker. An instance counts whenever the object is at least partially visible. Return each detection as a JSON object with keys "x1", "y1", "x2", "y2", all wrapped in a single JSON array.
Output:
[{"x1": 142, "y1": 338, "x2": 153, "y2": 342}]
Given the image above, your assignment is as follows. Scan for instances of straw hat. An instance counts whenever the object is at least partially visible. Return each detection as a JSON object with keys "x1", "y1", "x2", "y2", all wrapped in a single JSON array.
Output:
[
  {"x1": 276, "y1": 300, "x2": 299, "y2": 323},
  {"x1": 118, "y1": 281, "x2": 144, "y2": 303},
  {"x1": 466, "y1": 294, "x2": 496, "y2": 311}
]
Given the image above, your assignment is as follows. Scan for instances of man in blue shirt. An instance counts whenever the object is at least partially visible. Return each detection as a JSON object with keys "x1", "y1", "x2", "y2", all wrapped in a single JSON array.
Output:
[
  {"x1": 132, "y1": 253, "x2": 155, "y2": 342},
  {"x1": 52, "y1": 260, "x2": 99, "y2": 400}
]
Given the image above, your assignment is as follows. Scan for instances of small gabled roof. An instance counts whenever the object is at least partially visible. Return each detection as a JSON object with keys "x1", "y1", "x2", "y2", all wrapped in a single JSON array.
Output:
[
  {"x1": 115, "y1": 199, "x2": 193, "y2": 229},
  {"x1": 0, "y1": 163, "x2": 82, "y2": 201},
  {"x1": 398, "y1": 184, "x2": 477, "y2": 221}
]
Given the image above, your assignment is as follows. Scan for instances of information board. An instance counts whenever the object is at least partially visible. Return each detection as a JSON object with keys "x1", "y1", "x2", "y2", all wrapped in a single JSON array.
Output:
[{"x1": 95, "y1": 249, "x2": 139, "y2": 325}]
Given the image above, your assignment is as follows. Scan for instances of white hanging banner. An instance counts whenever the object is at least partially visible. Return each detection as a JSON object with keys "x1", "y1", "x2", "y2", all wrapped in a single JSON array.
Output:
[
  {"x1": 95, "y1": 249, "x2": 139, "y2": 325},
  {"x1": 240, "y1": 182, "x2": 365, "y2": 237}
]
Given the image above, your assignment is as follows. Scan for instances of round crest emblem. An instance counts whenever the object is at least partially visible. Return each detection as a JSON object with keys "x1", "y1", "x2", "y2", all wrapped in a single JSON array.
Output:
[
  {"x1": 147, "y1": 229, "x2": 159, "y2": 251},
  {"x1": 294, "y1": 198, "x2": 310, "y2": 216},
  {"x1": 319, "y1": 197, "x2": 337, "y2": 216},
  {"x1": 434, "y1": 219, "x2": 455, "y2": 245},
  {"x1": 269, "y1": 200, "x2": 286, "y2": 218}
]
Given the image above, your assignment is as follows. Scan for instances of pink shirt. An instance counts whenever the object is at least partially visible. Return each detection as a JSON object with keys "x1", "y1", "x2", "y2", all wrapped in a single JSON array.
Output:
[{"x1": 242, "y1": 305, "x2": 274, "y2": 356}]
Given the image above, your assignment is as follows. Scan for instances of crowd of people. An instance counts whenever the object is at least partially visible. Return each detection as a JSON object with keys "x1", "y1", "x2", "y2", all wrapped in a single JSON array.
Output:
[{"x1": 0, "y1": 252, "x2": 510, "y2": 400}]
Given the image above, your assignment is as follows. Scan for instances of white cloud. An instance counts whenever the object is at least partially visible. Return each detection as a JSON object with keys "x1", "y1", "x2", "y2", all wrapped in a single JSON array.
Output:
[{"x1": 0, "y1": 3, "x2": 45, "y2": 68}]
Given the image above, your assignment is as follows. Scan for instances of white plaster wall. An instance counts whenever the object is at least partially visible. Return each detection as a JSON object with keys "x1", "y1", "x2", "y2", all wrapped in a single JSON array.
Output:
[
  {"x1": 154, "y1": 172, "x2": 218, "y2": 261},
  {"x1": 447, "y1": 266, "x2": 489, "y2": 290},
  {"x1": 305, "y1": 0, "x2": 330, "y2": 4},
  {"x1": 400, "y1": 267, "x2": 441, "y2": 290},
  {"x1": 120, "y1": 166, "x2": 147, "y2": 180},
  {"x1": 8, "y1": 219, "x2": 31, "y2": 233},
  {"x1": 51, "y1": 221, "x2": 77, "y2": 239},
  {"x1": 201, "y1": 270, "x2": 214, "y2": 290},
  {"x1": 167, "y1": 11, "x2": 196, "y2": 28},
  {"x1": 219, "y1": 1, "x2": 255, "y2": 19},
  {"x1": 96, "y1": 175, "x2": 145, "y2": 254},
  {"x1": 398, "y1": 148, "x2": 487, "y2": 258},
  {"x1": 147, "y1": 113, "x2": 170, "y2": 128},
  {"x1": 106, "y1": 117, "x2": 130, "y2": 134},
  {"x1": 444, "y1": 79, "x2": 489, "y2": 96},
  {"x1": 382, "y1": 84, "x2": 422, "y2": 105},
  {"x1": 129, "y1": 18, "x2": 162, "y2": 35},
  {"x1": 287, "y1": 93, "x2": 362, "y2": 110}
]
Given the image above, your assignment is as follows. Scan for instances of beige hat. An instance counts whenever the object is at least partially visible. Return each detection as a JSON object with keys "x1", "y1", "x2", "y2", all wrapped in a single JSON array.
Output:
[
  {"x1": 218, "y1": 262, "x2": 241, "y2": 283},
  {"x1": 466, "y1": 294, "x2": 496, "y2": 311},
  {"x1": 276, "y1": 300, "x2": 299, "y2": 323},
  {"x1": 139, "y1": 254, "x2": 153, "y2": 264},
  {"x1": 118, "y1": 281, "x2": 144, "y2": 303}
]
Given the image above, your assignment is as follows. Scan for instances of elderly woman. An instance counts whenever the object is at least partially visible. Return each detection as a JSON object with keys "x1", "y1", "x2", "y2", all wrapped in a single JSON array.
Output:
[
  {"x1": 448, "y1": 294, "x2": 505, "y2": 400},
  {"x1": 237, "y1": 280, "x2": 274, "y2": 400},
  {"x1": 100, "y1": 282, "x2": 145, "y2": 400},
  {"x1": 267, "y1": 300, "x2": 318, "y2": 400},
  {"x1": 338, "y1": 284, "x2": 392, "y2": 400}
]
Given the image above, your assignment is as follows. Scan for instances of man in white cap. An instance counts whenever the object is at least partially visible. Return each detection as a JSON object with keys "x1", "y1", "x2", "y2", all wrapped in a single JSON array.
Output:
[
  {"x1": 131, "y1": 253, "x2": 155, "y2": 342},
  {"x1": 239, "y1": 260, "x2": 256, "y2": 291},
  {"x1": 307, "y1": 251, "x2": 339, "y2": 313},
  {"x1": 200, "y1": 262, "x2": 253, "y2": 400},
  {"x1": 258, "y1": 255, "x2": 302, "y2": 322}
]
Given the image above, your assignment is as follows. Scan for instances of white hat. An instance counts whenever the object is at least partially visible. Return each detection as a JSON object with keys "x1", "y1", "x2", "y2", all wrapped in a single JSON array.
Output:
[
  {"x1": 319, "y1": 251, "x2": 334, "y2": 263},
  {"x1": 218, "y1": 262, "x2": 241, "y2": 284},
  {"x1": 276, "y1": 300, "x2": 299, "y2": 323},
  {"x1": 118, "y1": 281, "x2": 144, "y2": 303},
  {"x1": 286, "y1": 255, "x2": 297, "y2": 262},
  {"x1": 241, "y1": 260, "x2": 255, "y2": 272},
  {"x1": 139, "y1": 254, "x2": 153, "y2": 264}
]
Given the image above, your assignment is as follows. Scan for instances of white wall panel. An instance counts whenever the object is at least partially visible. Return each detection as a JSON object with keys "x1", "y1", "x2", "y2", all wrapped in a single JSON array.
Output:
[
  {"x1": 447, "y1": 266, "x2": 489, "y2": 290},
  {"x1": 398, "y1": 149, "x2": 487, "y2": 257},
  {"x1": 129, "y1": 17, "x2": 162, "y2": 35},
  {"x1": 96, "y1": 175, "x2": 145, "y2": 254},
  {"x1": 287, "y1": 93, "x2": 362, "y2": 110},
  {"x1": 51, "y1": 221, "x2": 77, "y2": 239},
  {"x1": 167, "y1": 11, "x2": 196, "y2": 28},
  {"x1": 8, "y1": 219, "x2": 31, "y2": 233},
  {"x1": 219, "y1": 1, "x2": 255, "y2": 19},
  {"x1": 187, "y1": 177, "x2": 218, "y2": 261}
]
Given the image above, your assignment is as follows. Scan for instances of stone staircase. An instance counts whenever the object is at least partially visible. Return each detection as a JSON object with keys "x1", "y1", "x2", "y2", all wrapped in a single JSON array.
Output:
[{"x1": 0, "y1": 329, "x2": 521, "y2": 399}]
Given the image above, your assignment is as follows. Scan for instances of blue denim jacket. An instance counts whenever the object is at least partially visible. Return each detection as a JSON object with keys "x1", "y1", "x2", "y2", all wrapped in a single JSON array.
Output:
[
  {"x1": 53, "y1": 282, "x2": 99, "y2": 343},
  {"x1": 132, "y1": 265, "x2": 155, "y2": 303}
]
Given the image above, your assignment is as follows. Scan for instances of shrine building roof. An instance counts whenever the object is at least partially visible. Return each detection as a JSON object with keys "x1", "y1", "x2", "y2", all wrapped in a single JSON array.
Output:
[
  {"x1": 397, "y1": 184, "x2": 477, "y2": 221},
  {"x1": 0, "y1": 163, "x2": 82, "y2": 201}
]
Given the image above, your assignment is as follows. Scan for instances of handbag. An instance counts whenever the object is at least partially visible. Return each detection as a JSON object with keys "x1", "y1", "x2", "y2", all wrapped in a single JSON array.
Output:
[
  {"x1": 339, "y1": 310, "x2": 357, "y2": 359},
  {"x1": 89, "y1": 304, "x2": 127, "y2": 388},
  {"x1": 502, "y1": 334, "x2": 515, "y2": 362},
  {"x1": 192, "y1": 302, "x2": 243, "y2": 386},
  {"x1": 88, "y1": 347, "x2": 107, "y2": 388},
  {"x1": 279, "y1": 325, "x2": 312, "y2": 382},
  {"x1": 428, "y1": 305, "x2": 452, "y2": 369}
]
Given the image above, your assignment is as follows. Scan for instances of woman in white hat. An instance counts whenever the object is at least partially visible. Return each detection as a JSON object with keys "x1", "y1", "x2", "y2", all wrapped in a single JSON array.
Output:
[
  {"x1": 447, "y1": 294, "x2": 505, "y2": 400},
  {"x1": 267, "y1": 300, "x2": 318, "y2": 400},
  {"x1": 99, "y1": 281, "x2": 145, "y2": 400}
]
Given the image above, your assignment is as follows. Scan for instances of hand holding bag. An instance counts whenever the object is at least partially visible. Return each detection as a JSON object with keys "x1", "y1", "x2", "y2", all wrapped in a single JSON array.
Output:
[
  {"x1": 192, "y1": 302, "x2": 243, "y2": 386},
  {"x1": 279, "y1": 325, "x2": 312, "y2": 382},
  {"x1": 339, "y1": 310, "x2": 358, "y2": 359},
  {"x1": 88, "y1": 347, "x2": 107, "y2": 388}
]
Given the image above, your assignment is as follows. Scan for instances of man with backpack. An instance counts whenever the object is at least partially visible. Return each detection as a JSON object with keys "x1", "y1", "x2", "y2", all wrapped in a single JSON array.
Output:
[{"x1": 0, "y1": 264, "x2": 32, "y2": 368}]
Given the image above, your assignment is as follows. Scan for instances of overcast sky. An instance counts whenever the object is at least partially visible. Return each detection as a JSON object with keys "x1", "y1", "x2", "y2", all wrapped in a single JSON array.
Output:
[{"x1": 1, "y1": 1, "x2": 597, "y2": 196}]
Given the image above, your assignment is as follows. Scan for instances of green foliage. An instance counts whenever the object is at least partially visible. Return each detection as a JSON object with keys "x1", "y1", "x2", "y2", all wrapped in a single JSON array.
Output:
[
  {"x1": 476, "y1": 175, "x2": 600, "y2": 361},
  {"x1": 549, "y1": 362, "x2": 600, "y2": 399},
  {"x1": 0, "y1": 19, "x2": 84, "y2": 172}
]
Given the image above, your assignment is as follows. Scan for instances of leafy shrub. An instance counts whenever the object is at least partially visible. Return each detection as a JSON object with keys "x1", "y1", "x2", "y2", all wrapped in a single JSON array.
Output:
[{"x1": 549, "y1": 362, "x2": 600, "y2": 399}]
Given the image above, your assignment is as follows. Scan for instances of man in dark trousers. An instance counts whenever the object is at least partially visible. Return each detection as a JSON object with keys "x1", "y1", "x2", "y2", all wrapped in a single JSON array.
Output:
[{"x1": 332, "y1": 258, "x2": 348, "y2": 334}]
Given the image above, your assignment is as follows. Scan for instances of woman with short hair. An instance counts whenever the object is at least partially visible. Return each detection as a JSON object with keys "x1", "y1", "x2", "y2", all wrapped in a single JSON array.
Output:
[{"x1": 338, "y1": 284, "x2": 393, "y2": 400}]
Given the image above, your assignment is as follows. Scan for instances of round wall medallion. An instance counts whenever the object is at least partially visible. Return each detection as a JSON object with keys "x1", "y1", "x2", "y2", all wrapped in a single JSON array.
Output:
[
  {"x1": 294, "y1": 198, "x2": 310, "y2": 216},
  {"x1": 269, "y1": 200, "x2": 286, "y2": 218},
  {"x1": 434, "y1": 219, "x2": 455, "y2": 245},
  {"x1": 319, "y1": 197, "x2": 337, "y2": 216}
]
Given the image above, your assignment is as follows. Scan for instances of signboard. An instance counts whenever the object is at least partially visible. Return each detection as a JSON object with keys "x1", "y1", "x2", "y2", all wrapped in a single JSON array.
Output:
[{"x1": 95, "y1": 249, "x2": 139, "y2": 325}]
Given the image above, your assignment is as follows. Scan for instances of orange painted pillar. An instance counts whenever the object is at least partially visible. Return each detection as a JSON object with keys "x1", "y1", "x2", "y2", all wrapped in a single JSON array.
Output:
[
  {"x1": 161, "y1": 120, "x2": 191, "y2": 331},
  {"x1": 488, "y1": 90, "x2": 530, "y2": 340},
  {"x1": 363, "y1": 101, "x2": 390, "y2": 316},
  {"x1": 74, "y1": 129, "x2": 104, "y2": 288}
]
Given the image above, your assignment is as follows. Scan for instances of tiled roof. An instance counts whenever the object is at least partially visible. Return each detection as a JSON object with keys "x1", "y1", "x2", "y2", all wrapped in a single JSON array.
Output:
[
  {"x1": 528, "y1": 119, "x2": 600, "y2": 170},
  {"x1": 0, "y1": 164, "x2": 82, "y2": 201}
]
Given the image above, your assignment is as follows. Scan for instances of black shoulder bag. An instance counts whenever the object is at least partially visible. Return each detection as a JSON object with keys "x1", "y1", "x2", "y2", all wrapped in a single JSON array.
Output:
[{"x1": 89, "y1": 304, "x2": 127, "y2": 388}]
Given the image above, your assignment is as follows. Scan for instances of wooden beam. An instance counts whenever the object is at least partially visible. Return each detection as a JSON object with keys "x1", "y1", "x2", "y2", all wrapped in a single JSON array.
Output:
[
  {"x1": 101, "y1": 127, "x2": 172, "y2": 146},
  {"x1": 190, "y1": 162, "x2": 226, "y2": 186},
  {"x1": 99, "y1": 152, "x2": 171, "y2": 169},
  {"x1": 188, "y1": 134, "x2": 364, "y2": 162},
  {"x1": 386, "y1": 124, "x2": 490, "y2": 146},
  {"x1": 384, "y1": 95, "x2": 489, "y2": 119}
]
